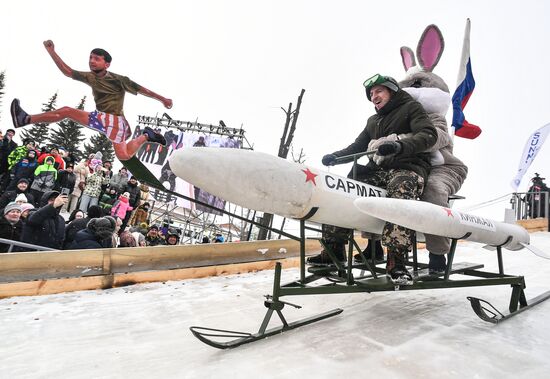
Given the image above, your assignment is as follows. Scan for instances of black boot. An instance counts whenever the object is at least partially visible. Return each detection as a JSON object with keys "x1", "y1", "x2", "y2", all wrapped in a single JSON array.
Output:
[
  {"x1": 307, "y1": 242, "x2": 346, "y2": 266},
  {"x1": 386, "y1": 250, "x2": 413, "y2": 285},
  {"x1": 428, "y1": 253, "x2": 446, "y2": 275},
  {"x1": 354, "y1": 240, "x2": 384, "y2": 263}
]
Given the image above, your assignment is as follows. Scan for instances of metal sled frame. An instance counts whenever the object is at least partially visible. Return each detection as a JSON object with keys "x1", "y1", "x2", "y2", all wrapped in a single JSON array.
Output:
[
  {"x1": 122, "y1": 156, "x2": 550, "y2": 348},
  {"x1": 189, "y1": 220, "x2": 550, "y2": 349}
]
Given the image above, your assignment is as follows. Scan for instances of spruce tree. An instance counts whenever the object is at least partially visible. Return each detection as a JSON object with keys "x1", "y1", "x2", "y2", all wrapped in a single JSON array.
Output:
[
  {"x1": 49, "y1": 96, "x2": 87, "y2": 161},
  {"x1": 83, "y1": 133, "x2": 115, "y2": 162},
  {"x1": 20, "y1": 92, "x2": 58, "y2": 146}
]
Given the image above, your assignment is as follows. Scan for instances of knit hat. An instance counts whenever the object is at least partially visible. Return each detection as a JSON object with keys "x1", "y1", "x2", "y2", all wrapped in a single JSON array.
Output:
[
  {"x1": 17, "y1": 178, "x2": 29, "y2": 185},
  {"x1": 20, "y1": 203, "x2": 35, "y2": 213},
  {"x1": 15, "y1": 193, "x2": 28, "y2": 203},
  {"x1": 121, "y1": 192, "x2": 130, "y2": 198},
  {"x1": 4, "y1": 202, "x2": 22, "y2": 215},
  {"x1": 364, "y1": 74, "x2": 400, "y2": 101},
  {"x1": 87, "y1": 216, "x2": 116, "y2": 240}
]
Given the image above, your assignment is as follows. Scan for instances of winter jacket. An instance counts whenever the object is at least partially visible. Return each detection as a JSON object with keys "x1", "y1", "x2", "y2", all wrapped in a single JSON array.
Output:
[
  {"x1": 72, "y1": 160, "x2": 90, "y2": 198},
  {"x1": 109, "y1": 173, "x2": 129, "y2": 193},
  {"x1": 99, "y1": 193, "x2": 117, "y2": 212},
  {"x1": 111, "y1": 196, "x2": 133, "y2": 219},
  {"x1": 20, "y1": 203, "x2": 65, "y2": 250},
  {"x1": 31, "y1": 160, "x2": 58, "y2": 193},
  {"x1": 8, "y1": 146, "x2": 37, "y2": 170},
  {"x1": 138, "y1": 184, "x2": 151, "y2": 205},
  {"x1": 124, "y1": 182, "x2": 141, "y2": 208},
  {"x1": 38, "y1": 153, "x2": 65, "y2": 170},
  {"x1": 9, "y1": 157, "x2": 38, "y2": 189},
  {"x1": 64, "y1": 217, "x2": 92, "y2": 249},
  {"x1": 0, "y1": 189, "x2": 35, "y2": 211},
  {"x1": 0, "y1": 217, "x2": 23, "y2": 252},
  {"x1": 145, "y1": 235, "x2": 165, "y2": 246},
  {"x1": 0, "y1": 138, "x2": 17, "y2": 174},
  {"x1": 83, "y1": 171, "x2": 109, "y2": 198},
  {"x1": 129, "y1": 206, "x2": 149, "y2": 226},
  {"x1": 68, "y1": 228, "x2": 112, "y2": 250},
  {"x1": 332, "y1": 90, "x2": 437, "y2": 181},
  {"x1": 55, "y1": 169, "x2": 77, "y2": 193}
]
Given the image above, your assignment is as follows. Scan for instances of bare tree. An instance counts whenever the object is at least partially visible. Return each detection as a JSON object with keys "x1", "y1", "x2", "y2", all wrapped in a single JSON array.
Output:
[{"x1": 257, "y1": 89, "x2": 306, "y2": 240}]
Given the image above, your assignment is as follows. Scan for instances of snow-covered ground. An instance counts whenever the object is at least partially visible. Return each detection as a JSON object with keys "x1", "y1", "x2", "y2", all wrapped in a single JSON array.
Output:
[{"x1": 2, "y1": 232, "x2": 550, "y2": 379}]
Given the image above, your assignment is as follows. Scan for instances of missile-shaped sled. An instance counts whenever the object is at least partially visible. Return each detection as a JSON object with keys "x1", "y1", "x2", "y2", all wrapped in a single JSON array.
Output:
[
  {"x1": 167, "y1": 147, "x2": 550, "y2": 348},
  {"x1": 169, "y1": 147, "x2": 387, "y2": 233}
]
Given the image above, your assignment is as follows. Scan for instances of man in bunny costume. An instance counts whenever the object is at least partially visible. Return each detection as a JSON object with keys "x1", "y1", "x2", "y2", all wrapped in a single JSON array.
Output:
[
  {"x1": 310, "y1": 74, "x2": 437, "y2": 285},
  {"x1": 370, "y1": 25, "x2": 469, "y2": 274}
]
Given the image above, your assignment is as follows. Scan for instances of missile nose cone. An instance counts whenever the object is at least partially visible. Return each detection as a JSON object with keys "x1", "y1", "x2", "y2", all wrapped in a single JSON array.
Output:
[{"x1": 169, "y1": 147, "x2": 315, "y2": 218}]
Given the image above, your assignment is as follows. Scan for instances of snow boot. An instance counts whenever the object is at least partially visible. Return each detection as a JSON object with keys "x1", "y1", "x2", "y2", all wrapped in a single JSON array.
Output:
[
  {"x1": 307, "y1": 242, "x2": 346, "y2": 266},
  {"x1": 386, "y1": 250, "x2": 413, "y2": 285},
  {"x1": 354, "y1": 240, "x2": 384, "y2": 263},
  {"x1": 428, "y1": 253, "x2": 447, "y2": 276}
]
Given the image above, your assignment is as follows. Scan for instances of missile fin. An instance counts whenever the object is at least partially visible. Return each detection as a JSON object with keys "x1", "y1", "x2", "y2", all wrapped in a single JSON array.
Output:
[{"x1": 520, "y1": 242, "x2": 550, "y2": 260}]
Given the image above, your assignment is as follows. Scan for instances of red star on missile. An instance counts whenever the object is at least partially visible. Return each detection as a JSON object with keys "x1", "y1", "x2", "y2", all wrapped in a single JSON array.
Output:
[
  {"x1": 443, "y1": 208, "x2": 453, "y2": 217},
  {"x1": 302, "y1": 168, "x2": 318, "y2": 185}
]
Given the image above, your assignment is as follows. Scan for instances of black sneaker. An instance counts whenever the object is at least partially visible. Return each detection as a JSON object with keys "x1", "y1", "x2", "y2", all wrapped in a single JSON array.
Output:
[
  {"x1": 143, "y1": 126, "x2": 167, "y2": 145},
  {"x1": 11, "y1": 99, "x2": 30, "y2": 128},
  {"x1": 307, "y1": 250, "x2": 346, "y2": 266},
  {"x1": 387, "y1": 265, "x2": 413, "y2": 285},
  {"x1": 428, "y1": 253, "x2": 447, "y2": 276}
]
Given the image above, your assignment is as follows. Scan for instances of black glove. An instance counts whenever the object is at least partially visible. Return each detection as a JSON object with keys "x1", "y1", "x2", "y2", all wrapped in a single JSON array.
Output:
[
  {"x1": 322, "y1": 153, "x2": 337, "y2": 166},
  {"x1": 377, "y1": 141, "x2": 402, "y2": 156}
]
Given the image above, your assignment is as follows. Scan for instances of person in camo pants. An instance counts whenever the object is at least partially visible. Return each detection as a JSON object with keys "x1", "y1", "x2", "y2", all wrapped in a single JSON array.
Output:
[{"x1": 308, "y1": 74, "x2": 436, "y2": 285}]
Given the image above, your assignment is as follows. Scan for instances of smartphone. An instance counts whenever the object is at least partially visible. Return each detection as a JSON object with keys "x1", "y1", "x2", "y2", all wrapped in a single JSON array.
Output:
[{"x1": 60, "y1": 187, "x2": 70, "y2": 196}]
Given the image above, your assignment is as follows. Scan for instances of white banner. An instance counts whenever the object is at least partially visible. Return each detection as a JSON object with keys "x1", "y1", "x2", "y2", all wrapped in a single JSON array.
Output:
[{"x1": 511, "y1": 123, "x2": 550, "y2": 190}]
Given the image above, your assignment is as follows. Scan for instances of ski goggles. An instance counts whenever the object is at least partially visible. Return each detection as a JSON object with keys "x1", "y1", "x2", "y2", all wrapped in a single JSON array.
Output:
[{"x1": 363, "y1": 74, "x2": 390, "y2": 88}]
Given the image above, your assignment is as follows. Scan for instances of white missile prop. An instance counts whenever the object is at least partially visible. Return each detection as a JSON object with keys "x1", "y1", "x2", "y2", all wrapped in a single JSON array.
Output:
[
  {"x1": 169, "y1": 147, "x2": 386, "y2": 232},
  {"x1": 354, "y1": 197, "x2": 530, "y2": 251}
]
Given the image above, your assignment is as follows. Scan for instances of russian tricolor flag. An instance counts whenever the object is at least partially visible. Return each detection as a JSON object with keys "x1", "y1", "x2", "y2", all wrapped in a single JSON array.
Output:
[{"x1": 452, "y1": 19, "x2": 481, "y2": 139}]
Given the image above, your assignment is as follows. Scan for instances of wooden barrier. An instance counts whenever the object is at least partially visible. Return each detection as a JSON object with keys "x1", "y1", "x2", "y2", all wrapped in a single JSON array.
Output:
[
  {"x1": 516, "y1": 218, "x2": 549, "y2": 233},
  {"x1": 0, "y1": 239, "x2": 324, "y2": 283}
]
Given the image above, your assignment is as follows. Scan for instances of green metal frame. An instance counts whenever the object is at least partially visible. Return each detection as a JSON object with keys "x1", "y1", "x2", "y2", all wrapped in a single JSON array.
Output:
[{"x1": 190, "y1": 219, "x2": 550, "y2": 348}]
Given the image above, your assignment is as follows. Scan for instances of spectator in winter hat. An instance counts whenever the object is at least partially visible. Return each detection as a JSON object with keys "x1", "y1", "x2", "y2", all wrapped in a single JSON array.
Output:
[
  {"x1": 15, "y1": 193, "x2": 28, "y2": 204},
  {"x1": 145, "y1": 225, "x2": 165, "y2": 246},
  {"x1": 0, "y1": 178, "x2": 35, "y2": 211},
  {"x1": 0, "y1": 202, "x2": 23, "y2": 252},
  {"x1": 64, "y1": 205, "x2": 103, "y2": 249},
  {"x1": 68, "y1": 216, "x2": 116, "y2": 249},
  {"x1": 7, "y1": 149, "x2": 38, "y2": 191},
  {"x1": 18, "y1": 190, "x2": 67, "y2": 250},
  {"x1": 19, "y1": 202, "x2": 35, "y2": 223},
  {"x1": 111, "y1": 192, "x2": 134, "y2": 220}
]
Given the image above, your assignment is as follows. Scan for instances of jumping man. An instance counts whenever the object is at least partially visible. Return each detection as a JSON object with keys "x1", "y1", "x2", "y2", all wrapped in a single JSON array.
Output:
[{"x1": 11, "y1": 40, "x2": 173, "y2": 161}]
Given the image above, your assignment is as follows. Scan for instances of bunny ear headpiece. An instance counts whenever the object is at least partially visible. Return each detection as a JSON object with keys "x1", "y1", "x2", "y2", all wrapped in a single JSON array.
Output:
[
  {"x1": 417, "y1": 24, "x2": 445, "y2": 72},
  {"x1": 400, "y1": 24, "x2": 445, "y2": 72},
  {"x1": 400, "y1": 46, "x2": 416, "y2": 71}
]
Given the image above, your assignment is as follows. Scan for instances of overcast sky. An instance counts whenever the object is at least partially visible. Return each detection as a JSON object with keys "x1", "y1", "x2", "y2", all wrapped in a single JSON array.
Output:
[{"x1": 2, "y1": 0, "x2": 549, "y2": 219}]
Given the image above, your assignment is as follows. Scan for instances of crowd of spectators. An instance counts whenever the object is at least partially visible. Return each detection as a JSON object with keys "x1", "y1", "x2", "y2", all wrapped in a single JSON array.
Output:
[{"x1": 0, "y1": 129, "x2": 184, "y2": 253}]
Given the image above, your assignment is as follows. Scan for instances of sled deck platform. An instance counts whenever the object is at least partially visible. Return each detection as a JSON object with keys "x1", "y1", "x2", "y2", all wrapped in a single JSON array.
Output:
[{"x1": 189, "y1": 308, "x2": 343, "y2": 349}]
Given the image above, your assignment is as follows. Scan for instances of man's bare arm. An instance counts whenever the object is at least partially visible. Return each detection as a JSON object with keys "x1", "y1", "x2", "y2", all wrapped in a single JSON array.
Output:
[
  {"x1": 43, "y1": 40, "x2": 73, "y2": 77},
  {"x1": 138, "y1": 86, "x2": 173, "y2": 109}
]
